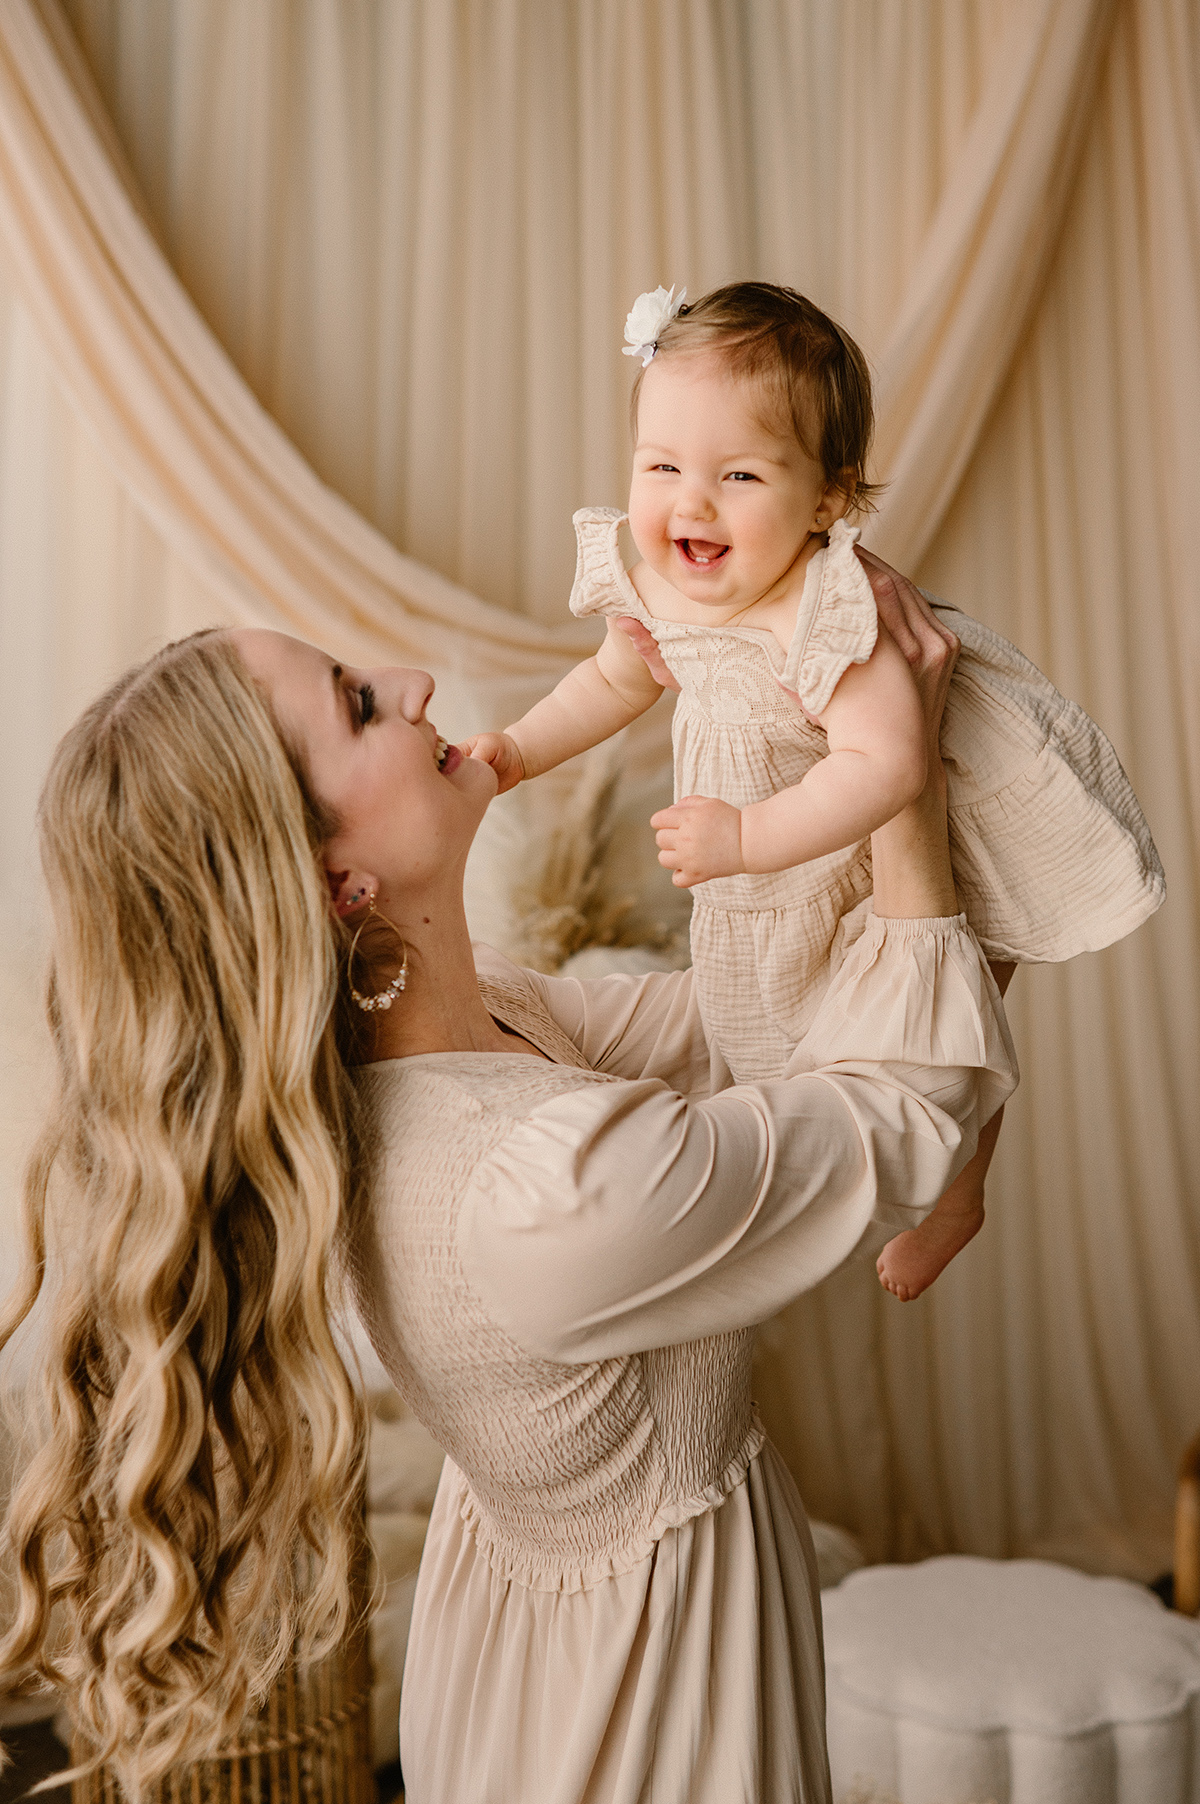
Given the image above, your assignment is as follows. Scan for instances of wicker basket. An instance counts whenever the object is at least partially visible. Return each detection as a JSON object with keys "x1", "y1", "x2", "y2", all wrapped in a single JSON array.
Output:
[{"x1": 72, "y1": 1531, "x2": 374, "y2": 1804}]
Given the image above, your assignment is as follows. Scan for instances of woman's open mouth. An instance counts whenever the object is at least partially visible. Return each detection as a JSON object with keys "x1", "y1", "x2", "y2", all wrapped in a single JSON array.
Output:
[
  {"x1": 435, "y1": 735, "x2": 462, "y2": 775},
  {"x1": 675, "y1": 538, "x2": 730, "y2": 569}
]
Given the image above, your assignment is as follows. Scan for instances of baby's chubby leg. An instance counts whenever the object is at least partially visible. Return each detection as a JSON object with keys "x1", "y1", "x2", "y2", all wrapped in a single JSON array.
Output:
[
  {"x1": 877, "y1": 960, "x2": 1015, "y2": 1301},
  {"x1": 875, "y1": 1123, "x2": 995, "y2": 1300}
]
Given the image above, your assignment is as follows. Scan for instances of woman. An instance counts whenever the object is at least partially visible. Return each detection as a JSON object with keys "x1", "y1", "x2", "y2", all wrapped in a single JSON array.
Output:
[{"x1": 0, "y1": 567, "x2": 1014, "y2": 1803}]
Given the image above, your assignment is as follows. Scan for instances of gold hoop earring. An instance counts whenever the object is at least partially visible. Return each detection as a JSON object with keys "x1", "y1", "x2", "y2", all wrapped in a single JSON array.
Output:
[{"x1": 348, "y1": 895, "x2": 409, "y2": 1012}]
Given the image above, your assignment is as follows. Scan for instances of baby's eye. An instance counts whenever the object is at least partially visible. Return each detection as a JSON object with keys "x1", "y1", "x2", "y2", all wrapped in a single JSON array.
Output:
[
  {"x1": 727, "y1": 470, "x2": 760, "y2": 482},
  {"x1": 650, "y1": 462, "x2": 680, "y2": 474},
  {"x1": 358, "y1": 683, "x2": 376, "y2": 725}
]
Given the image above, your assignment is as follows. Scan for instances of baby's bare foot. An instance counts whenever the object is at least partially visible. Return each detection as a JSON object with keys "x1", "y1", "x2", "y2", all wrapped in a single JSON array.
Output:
[{"x1": 877, "y1": 1200, "x2": 985, "y2": 1301}]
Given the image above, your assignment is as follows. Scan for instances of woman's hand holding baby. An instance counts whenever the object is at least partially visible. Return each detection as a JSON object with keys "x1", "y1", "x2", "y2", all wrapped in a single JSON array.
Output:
[
  {"x1": 867, "y1": 570, "x2": 960, "y2": 922},
  {"x1": 856, "y1": 547, "x2": 959, "y2": 770},
  {"x1": 612, "y1": 616, "x2": 680, "y2": 691}
]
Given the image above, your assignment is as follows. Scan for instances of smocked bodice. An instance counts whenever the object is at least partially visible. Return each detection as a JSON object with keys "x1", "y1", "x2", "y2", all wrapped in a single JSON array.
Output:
[{"x1": 350, "y1": 974, "x2": 761, "y2": 1594}]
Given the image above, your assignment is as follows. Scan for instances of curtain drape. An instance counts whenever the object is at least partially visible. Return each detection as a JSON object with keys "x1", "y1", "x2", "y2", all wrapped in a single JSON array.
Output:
[{"x1": 0, "y1": 0, "x2": 1195, "y2": 1577}]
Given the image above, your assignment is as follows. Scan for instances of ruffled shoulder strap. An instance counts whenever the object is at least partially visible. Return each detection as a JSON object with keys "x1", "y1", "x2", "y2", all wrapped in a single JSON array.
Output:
[
  {"x1": 568, "y1": 507, "x2": 655, "y2": 625},
  {"x1": 780, "y1": 518, "x2": 878, "y2": 714}
]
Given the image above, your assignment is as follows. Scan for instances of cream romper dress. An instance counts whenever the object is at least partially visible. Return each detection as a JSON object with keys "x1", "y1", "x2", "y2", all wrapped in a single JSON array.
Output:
[{"x1": 570, "y1": 508, "x2": 1165, "y2": 1082}]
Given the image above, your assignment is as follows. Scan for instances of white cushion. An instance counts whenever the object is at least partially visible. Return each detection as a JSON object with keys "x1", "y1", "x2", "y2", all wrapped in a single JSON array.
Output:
[
  {"x1": 822, "y1": 1556, "x2": 1200, "y2": 1803},
  {"x1": 558, "y1": 945, "x2": 687, "y2": 979}
]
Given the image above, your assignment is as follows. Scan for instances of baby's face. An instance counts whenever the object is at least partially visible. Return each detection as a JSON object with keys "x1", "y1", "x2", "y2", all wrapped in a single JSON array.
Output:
[{"x1": 628, "y1": 350, "x2": 836, "y2": 615}]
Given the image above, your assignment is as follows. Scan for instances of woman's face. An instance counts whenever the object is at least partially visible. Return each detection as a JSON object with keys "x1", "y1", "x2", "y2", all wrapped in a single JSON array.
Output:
[{"x1": 231, "y1": 629, "x2": 496, "y2": 905}]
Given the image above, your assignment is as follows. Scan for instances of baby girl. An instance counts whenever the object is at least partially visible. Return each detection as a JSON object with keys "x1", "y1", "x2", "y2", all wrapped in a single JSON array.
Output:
[{"x1": 467, "y1": 282, "x2": 1163, "y2": 1300}]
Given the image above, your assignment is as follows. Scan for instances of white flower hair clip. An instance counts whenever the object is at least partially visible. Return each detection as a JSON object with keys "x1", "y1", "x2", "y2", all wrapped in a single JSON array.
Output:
[{"x1": 622, "y1": 285, "x2": 687, "y2": 367}]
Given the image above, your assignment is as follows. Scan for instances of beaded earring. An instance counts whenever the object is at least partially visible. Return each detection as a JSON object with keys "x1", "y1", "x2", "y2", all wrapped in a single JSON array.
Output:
[{"x1": 347, "y1": 894, "x2": 409, "y2": 1012}]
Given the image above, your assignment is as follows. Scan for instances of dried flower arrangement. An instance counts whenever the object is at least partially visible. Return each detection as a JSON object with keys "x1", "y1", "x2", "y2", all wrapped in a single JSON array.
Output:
[{"x1": 507, "y1": 741, "x2": 687, "y2": 974}]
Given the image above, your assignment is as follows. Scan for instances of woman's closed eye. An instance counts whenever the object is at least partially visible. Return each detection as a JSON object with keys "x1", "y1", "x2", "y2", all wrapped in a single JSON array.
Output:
[{"x1": 358, "y1": 683, "x2": 376, "y2": 726}]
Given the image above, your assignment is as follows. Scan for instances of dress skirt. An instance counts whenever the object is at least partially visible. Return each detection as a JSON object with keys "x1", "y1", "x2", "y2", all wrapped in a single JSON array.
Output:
[{"x1": 399, "y1": 1439, "x2": 831, "y2": 1804}]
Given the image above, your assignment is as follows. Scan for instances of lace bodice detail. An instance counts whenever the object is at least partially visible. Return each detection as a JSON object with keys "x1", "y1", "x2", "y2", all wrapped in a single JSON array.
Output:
[
  {"x1": 569, "y1": 505, "x2": 878, "y2": 726},
  {"x1": 568, "y1": 507, "x2": 880, "y2": 925}
]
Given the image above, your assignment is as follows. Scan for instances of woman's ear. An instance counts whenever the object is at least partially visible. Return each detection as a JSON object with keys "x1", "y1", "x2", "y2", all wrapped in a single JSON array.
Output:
[{"x1": 326, "y1": 868, "x2": 380, "y2": 918}]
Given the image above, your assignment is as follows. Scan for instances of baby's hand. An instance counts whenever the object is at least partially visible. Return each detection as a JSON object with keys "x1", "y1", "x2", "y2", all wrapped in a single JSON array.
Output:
[
  {"x1": 462, "y1": 731, "x2": 526, "y2": 794},
  {"x1": 651, "y1": 795, "x2": 744, "y2": 887}
]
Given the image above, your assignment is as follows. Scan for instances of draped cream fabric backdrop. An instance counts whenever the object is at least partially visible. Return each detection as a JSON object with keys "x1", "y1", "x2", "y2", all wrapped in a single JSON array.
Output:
[{"x1": 0, "y1": 0, "x2": 1195, "y2": 1574}]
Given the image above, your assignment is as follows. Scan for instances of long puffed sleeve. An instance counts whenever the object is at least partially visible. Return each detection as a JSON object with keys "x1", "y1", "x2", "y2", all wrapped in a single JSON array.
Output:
[
  {"x1": 459, "y1": 915, "x2": 1016, "y2": 1362},
  {"x1": 473, "y1": 946, "x2": 729, "y2": 1097}
]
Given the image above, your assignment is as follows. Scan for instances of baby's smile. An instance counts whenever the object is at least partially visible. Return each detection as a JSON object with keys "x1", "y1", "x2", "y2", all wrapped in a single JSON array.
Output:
[{"x1": 674, "y1": 537, "x2": 730, "y2": 569}]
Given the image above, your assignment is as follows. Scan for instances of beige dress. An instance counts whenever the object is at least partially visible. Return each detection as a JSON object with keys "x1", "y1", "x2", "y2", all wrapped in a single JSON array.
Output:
[
  {"x1": 569, "y1": 508, "x2": 1165, "y2": 1081},
  {"x1": 349, "y1": 913, "x2": 1016, "y2": 1804}
]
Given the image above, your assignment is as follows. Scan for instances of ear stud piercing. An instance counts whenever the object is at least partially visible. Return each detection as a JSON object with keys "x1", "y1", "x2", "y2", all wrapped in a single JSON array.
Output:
[{"x1": 347, "y1": 894, "x2": 409, "y2": 1012}]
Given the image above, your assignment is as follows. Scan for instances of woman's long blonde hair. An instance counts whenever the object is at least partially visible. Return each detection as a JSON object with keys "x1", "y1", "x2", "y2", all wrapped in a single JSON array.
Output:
[{"x1": 0, "y1": 632, "x2": 366, "y2": 1795}]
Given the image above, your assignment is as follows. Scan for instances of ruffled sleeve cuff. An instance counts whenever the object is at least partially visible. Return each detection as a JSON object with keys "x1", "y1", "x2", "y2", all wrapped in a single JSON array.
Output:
[
  {"x1": 780, "y1": 517, "x2": 878, "y2": 714},
  {"x1": 567, "y1": 507, "x2": 652, "y2": 623},
  {"x1": 459, "y1": 910, "x2": 1017, "y2": 1363},
  {"x1": 786, "y1": 911, "x2": 1016, "y2": 1114}
]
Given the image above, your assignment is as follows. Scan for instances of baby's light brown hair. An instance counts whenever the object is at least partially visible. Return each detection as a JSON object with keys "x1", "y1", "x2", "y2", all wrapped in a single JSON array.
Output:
[{"x1": 631, "y1": 281, "x2": 882, "y2": 513}]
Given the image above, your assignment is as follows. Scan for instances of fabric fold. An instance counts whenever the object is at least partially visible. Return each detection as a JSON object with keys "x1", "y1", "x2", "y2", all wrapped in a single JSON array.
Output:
[
  {"x1": 869, "y1": 0, "x2": 1118, "y2": 569},
  {"x1": 0, "y1": 0, "x2": 598, "y2": 676},
  {"x1": 933, "y1": 603, "x2": 1165, "y2": 962}
]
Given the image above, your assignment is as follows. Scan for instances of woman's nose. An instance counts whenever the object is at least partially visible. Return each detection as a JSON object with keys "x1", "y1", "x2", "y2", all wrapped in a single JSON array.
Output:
[{"x1": 391, "y1": 667, "x2": 436, "y2": 722}]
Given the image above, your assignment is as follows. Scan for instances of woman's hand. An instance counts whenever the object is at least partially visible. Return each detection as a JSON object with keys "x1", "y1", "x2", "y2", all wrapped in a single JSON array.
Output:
[
  {"x1": 861, "y1": 555, "x2": 960, "y2": 919},
  {"x1": 857, "y1": 548, "x2": 959, "y2": 774},
  {"x1": 611, "y1": 616, "x2": 680, "y2": 691}
]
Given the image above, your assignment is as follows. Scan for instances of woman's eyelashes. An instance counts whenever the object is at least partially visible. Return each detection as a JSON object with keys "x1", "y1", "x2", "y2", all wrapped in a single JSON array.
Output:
[{"x1": 358, "y1": 683, "x2": 376, "y2": 726}]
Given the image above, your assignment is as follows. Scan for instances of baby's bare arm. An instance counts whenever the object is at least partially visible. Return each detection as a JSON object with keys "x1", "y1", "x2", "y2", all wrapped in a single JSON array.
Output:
[
  {"x1": 512, "y1": 624, "x2": 662, "y2": 777},
  {"x1": 467, "y1": 622, "x2": 662, "y2": 789},
  {"x1": 652, "y1": 627, "x2": 928, "y2": 887},
  {"x1": 740, "y1": 627, "x2": 927, "y2": 872}
]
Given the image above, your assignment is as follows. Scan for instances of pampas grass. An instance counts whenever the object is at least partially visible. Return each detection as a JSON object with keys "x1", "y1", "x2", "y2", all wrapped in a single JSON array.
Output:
[{"x1": 507, "y1": 742, "x2": 687, "y2": 973}]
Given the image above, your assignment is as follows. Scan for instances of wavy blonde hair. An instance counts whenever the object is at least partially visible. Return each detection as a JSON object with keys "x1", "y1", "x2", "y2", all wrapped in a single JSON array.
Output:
[{"x1": 0, "y1": 632, "x2": 366, "y2": 1797}]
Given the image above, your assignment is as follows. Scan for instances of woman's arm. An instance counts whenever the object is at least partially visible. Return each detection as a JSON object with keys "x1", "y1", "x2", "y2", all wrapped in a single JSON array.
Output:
[
  {"x1": 504, "y1": 955, "x2": 728, "y2": 1098},
  {"x1": 865, "y1": 556, "x2": 960, "y2": 918},
  {"x1": 460, "y1": 914, "x2": 1016, "y2": 1362}
]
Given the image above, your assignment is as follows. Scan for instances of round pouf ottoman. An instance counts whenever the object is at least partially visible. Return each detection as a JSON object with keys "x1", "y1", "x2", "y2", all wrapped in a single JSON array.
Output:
[{"x1": 822, "y1": 1556, "x2": 1200, "y2": 1804}]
